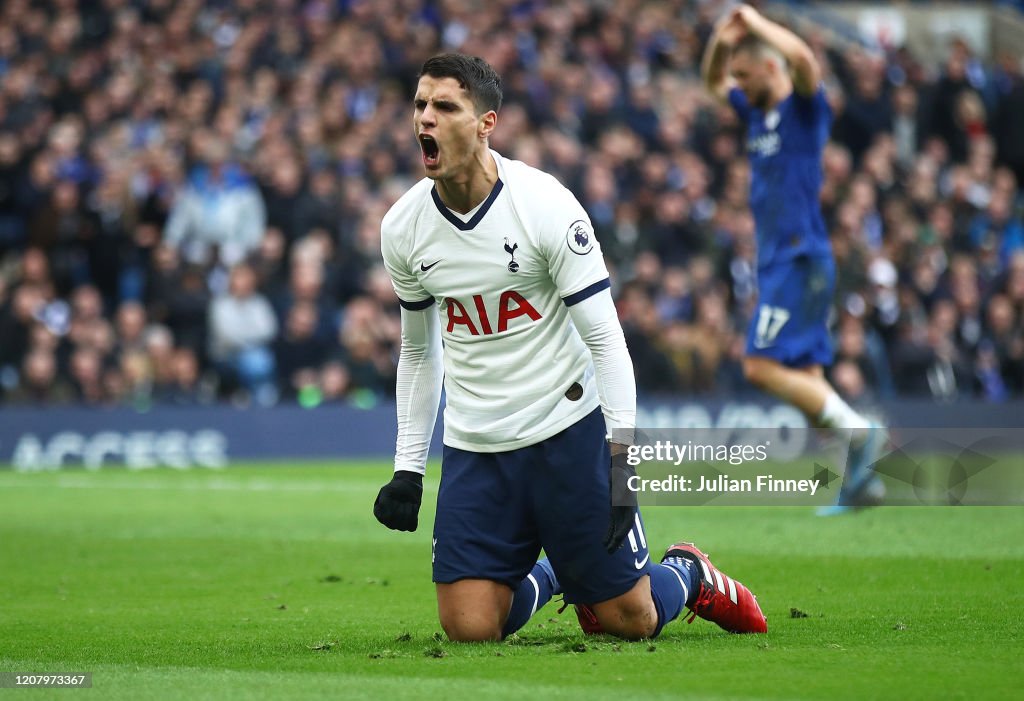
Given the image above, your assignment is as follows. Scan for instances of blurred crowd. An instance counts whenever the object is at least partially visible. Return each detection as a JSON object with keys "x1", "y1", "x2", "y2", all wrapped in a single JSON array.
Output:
[{"x1": 1, "y1": 0, "x2": 1023, "y2": 407}]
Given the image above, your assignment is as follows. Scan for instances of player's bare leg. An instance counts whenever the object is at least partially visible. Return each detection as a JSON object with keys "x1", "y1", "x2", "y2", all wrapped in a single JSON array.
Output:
[
  {"x1": 436, "y1": 579, "x2": 513, "y2": 642},
  {"x1": 741, "y1": 356, "x2": 860, "y2": 429},
  {"x1": 742, "y1": 355, "x2": 887, "y2": 510}
]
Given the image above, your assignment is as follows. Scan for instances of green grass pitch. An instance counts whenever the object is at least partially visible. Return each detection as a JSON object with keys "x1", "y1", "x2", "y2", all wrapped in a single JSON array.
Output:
[{"x1": 1, "y1": 462, "x2": 1022, "y2": 700}]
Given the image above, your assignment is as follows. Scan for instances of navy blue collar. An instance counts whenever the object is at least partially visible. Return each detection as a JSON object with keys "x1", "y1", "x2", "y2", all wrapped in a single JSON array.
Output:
[{"x1": 431, "y1": 179, "x2": 504, "y2": 231}]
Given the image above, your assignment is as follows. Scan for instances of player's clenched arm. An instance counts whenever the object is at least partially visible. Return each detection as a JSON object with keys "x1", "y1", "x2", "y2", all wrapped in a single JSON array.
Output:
[
  {"x1": 566, "y1": 291, "x2": 636, "y2": 444},
  {"x1": 701, "y1": 7, "x2": 746, "y2": 102},
  {"x1": 375, "y1": 218, "x2": 444, "y2": 532},
  {"x1": 536, "y1": 177, "x2": 639, "y2": 550},
  {"x1": 567, "y1": 291, "x2": 640, "y2": 553},
  {"x1": 392, "y1": 307, "x2": 444, "y2": 477},
  {"x1": 372, "y1": 306, "x2": 444, "y2": 532}
]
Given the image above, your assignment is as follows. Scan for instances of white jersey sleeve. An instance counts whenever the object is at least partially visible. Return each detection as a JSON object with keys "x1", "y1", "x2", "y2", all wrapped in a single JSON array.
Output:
[
  {"x1": 539, "y1": 189, "x2": 612, "y2": 303},
  {"x1": 391, "y1": 306, "x2": 443, "y2": 475},
  {"x1": 381, "y1": 189, "x2": 436, "y2": 311},
  {"x1": 380, "y1": 185, "x2": 444, "y2": 473},
  {"x1": 567, "y1": 289, "x2": 636, "y2": 440}
]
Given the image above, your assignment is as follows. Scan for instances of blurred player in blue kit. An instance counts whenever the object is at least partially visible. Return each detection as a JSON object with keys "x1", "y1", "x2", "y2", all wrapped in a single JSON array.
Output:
[
  {"x1": 701, "y1": 5, "x2": 887, "y2": 512},
  {"x1": 372, "y1": 53, "x2": 766, "y2": 640}
]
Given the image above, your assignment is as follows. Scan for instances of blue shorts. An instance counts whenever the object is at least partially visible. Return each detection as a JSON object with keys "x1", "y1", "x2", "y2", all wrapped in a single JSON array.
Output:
[
  {"x1": 746, "y1": 255, "x2": 835, "y2": 368},
  {"x1": 432, "y1": 407, "x2": 652, "y2": 605}
]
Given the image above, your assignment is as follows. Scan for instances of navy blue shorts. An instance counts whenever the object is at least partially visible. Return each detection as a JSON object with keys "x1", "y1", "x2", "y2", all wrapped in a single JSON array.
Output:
[
  {"x1": 432, "y1": 407, "x2": 652, "y2": 605},
  {"x1": 746, "y1": 255, "x2": 835, "y2": 368}
]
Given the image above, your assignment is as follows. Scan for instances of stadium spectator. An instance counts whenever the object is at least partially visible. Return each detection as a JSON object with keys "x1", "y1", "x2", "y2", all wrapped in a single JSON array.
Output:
[
  {"x1": 984, "y1": 290, "x2": 1024, "y2": 391},
  {"x1": 154, "y1": 347, "x2": 213, "y2": 406},
  {"x1": 835, "y1": 53, "x2": 891, "y2": 164},
  {"x1": 334, "y1": 295, "x2": 396, "y2": 397},
  {"x1": 992, "y1": 53, "x2": 1024, "y2": 183},
  {"x1": 68, "y1": 345, "x2": 106, "y2": 405},
  {"x1": 292, "y1": 168, "x2": 346, "y2": 250},
  {"x1": 144, "y1": 325, "x2": 177, "y2": 399},
  {"x1": 146, "y1": 248, "x2": 210, "y2": 356},
  {"x1": 261, "y1": 154, "x2": 307, "y2": 244},
  {"x1": 208, "y1": 262, "x2": 278, "y2": 405},
  {"x1": 0, "y1": 131, "x2": 27, "y2": 252},
  {"x1": 113, "y1": 301, "x2": 148, "y2": 356},
  {"x1": 891, "y1": 84, "x2": 924, "y2": 170},
  {"x1": 27, "y1": 178, "x2": 97, "y2": 298},
  {"x1": 163, "y1": 137, "x2": 266, "y2": 268},
  {"x1": 830, "y1": 316, "x2": 891, "y2": 401},
  {"x1": 8, "y1": 347, "x2": 75, "y2": 404},
  {"x1": 928, "y1": 39, "x2": 985, "y2": 164},
  {"x1": 969, "y1": 189, "x2": 1024, "y2": 266},
  {"x1": 274, "y1": 237, "x2": 339, "y2": 341},
  {"x1": 274, "y1": 300, "x2": 331, "y2": 400},
  {"x1": 318, "y1": 360, "x2": 352, "y2": 404},
  {"x1": 0, "y1": 281, "x2": 48, "y2": 374}
]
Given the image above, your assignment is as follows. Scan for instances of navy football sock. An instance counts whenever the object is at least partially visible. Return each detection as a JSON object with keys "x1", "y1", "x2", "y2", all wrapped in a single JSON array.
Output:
[
  {"x1": 502, "y1": 559, "x2": 559, "y2": 638},
  {"x1": 649, "y1": 558, "x2": 698, "y2": 637}
]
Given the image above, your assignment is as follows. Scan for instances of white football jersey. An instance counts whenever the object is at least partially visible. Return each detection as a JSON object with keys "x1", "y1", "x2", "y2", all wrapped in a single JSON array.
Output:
[{"x1": 381, "y1": 151, "x2": 612, "y2": 452}]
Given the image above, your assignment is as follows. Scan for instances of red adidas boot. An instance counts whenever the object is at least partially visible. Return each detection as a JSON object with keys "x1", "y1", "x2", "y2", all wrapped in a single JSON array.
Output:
[{"x1": 663, "y1": 542, "x2": 767, "y2": 634}]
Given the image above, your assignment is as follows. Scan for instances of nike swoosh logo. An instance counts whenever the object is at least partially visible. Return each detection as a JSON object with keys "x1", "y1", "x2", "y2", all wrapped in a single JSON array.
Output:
[
  {"x1": 634, "y1": 553, "x2": 650, "y2": 570},
  {"x1": 420, "y1": 260, "x2": 441, "y2": 272}
]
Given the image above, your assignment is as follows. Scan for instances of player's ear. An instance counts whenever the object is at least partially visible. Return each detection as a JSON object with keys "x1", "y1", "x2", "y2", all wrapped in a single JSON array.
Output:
[{"x1": 478, "y1": 110, "x2": 497, "y2": 140}]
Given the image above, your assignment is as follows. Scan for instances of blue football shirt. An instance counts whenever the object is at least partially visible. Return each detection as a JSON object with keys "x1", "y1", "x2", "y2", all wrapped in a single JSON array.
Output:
[{"x1": 729, "y1": 86, "x2": 833, "y2": 268}]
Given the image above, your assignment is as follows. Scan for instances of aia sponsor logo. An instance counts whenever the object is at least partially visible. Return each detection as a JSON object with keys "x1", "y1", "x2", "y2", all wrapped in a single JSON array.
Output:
[{"x1": 444, "y1": 291, "x2": 541, "y2": 335}]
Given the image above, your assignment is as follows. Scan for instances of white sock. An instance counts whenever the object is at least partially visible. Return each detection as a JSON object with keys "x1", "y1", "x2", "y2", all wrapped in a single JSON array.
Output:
[{"x1": 818, "y1": 392, "x2": 870, "y2": 446}]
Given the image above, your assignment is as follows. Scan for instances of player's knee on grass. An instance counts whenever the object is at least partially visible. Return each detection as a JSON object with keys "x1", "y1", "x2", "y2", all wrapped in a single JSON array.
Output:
[
  {"x1": 591, "y1": 599, "x2": 658, "y2": 640},
  {"x1": 436, "y1": 579, "x2": 511, "y2": 642},
  {"x1": 439, "y1": 613, "x2": 503, "y2": 642},
  {"x1": 589, "y1": 579, "x2": 659, "y2": 640}
]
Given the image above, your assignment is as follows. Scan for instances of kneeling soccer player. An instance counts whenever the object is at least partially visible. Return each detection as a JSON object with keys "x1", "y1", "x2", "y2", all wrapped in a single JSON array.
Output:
[{"x1": 373, "y1": 52, "x2": 766, "y2": 641}]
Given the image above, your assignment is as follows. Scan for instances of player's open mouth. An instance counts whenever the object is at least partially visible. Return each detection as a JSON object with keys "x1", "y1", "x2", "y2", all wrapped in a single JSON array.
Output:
[{"x1": 419, "y1": 134, "x2": 440, "y2": 168}]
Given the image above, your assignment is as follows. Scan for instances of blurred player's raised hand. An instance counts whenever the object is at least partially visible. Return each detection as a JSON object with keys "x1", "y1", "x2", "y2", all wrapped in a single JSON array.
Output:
[
  {"x1": 603, "y1": 450, "x2": 638, "y2": 553},
  {"x1": 716, "y1": 7, "x2": 749, "y2": 45},
  {"x1": 373, "y1": 471, "x2": 424, "y2": 532},
  {"x1": 732, "y1": 4, "x2": 762, "y2": 28}
]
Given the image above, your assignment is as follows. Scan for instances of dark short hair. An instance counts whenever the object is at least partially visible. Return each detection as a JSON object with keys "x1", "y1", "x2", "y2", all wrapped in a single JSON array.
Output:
[{"x1": 419, "y1": 53, "x2": 503, "y2": 114}]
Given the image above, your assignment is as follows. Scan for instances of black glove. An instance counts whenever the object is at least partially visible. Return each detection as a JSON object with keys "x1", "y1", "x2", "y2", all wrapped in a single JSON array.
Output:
[
  {"x1": 373, "y1": 471, "x2": 423, "y2": 532},
  {"x1": 603, "y1": 450, "x2": 638, "y2": 553}
]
